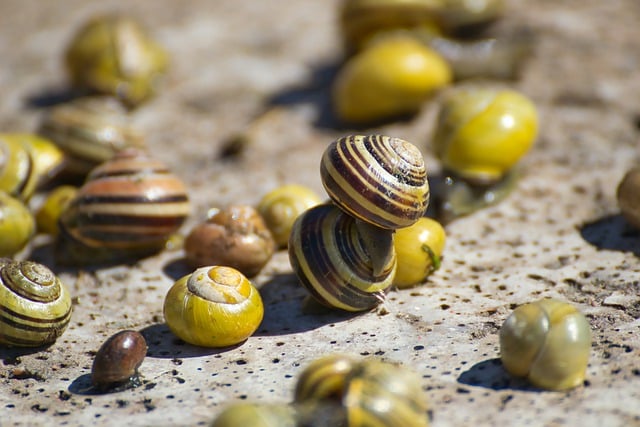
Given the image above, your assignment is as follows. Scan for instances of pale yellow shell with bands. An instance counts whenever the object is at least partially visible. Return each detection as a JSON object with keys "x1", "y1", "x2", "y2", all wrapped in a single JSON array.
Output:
[
  {"x1": 35, "y1": 185, "x2": 79, "y2": 235},
  {"x1": 0, "y1": 192, "x2": 35, "y2": 257},
  {"x1": 393, "y1": 217, "x2": 446, "y2": 288},
  {"x1": 433, "y1": 87, "x2": 538, "y2": 183},
  {"x1": 333, "y1": 35, "x2": 451, "y2": 124},
  {"x1": 0, "y1": 259, "x2": 72, "y2": 347},
  {"x1": 163, "y1": 266, "x2": 264, "y2": 348},
  {"x1": 0, "y1": 134, "x2": 65, "y2": 201},
  {"x1": 500, "y1": 298, "x2": 591, "y2": 391},
  {"x1": 256, "y1": 184, "x2": 322, "y2": 248}
]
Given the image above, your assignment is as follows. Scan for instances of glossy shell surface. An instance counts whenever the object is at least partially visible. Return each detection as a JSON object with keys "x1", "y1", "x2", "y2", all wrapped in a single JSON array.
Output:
[
  {"x1": 91, "y1": 330, "x2": 148, "y2": 388},
  {"x1": 617, "y1": 168, "x2": 640, "y2": 229},
  {"x1": 0, "y1": 192, "x2": 35, "y2": 257},
  {"x1": 393, "y1": 217, "x2": 446, "y2": 288}
]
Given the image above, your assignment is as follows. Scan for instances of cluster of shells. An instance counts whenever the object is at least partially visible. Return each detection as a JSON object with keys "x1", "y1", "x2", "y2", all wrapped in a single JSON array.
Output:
[{"x1": 2, "y1": 1, "x2": 638, "y2": 425}]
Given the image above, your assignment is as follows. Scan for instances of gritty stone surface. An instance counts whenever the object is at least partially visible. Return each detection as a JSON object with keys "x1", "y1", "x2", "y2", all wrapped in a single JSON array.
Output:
[{"x1": 1, "y1": 0, "x2": 640, "y2": 426}]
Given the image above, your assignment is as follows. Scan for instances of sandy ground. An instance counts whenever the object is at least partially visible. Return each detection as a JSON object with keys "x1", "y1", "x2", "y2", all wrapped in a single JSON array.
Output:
[{"x1": 1, "y1": 0, "x2": 639, "y2": 426}]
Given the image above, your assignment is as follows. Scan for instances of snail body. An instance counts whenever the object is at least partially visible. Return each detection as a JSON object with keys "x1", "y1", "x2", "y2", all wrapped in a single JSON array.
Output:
[
  {"x1": 39, "y1": 97, "x2": 145, "y2": 176},
  {"x1": 65, "y1": 14, "x2": 169, "y2": 107},
  {"x1": 0, "y1": 192, "x2": 35, "y2": 257},
  {"x1": 433, "y1": 87, "x2": 538, "y2": 184},
  {"x1": 393, "y1": 217, "x2": 446, "y2": 288},
  {"x1": 333, "y1": 35, "x2": 451, "y2": 124},
  {"x1": 184, "y1": 205, "x2": 275, "y2": 277},
  {"x1": 57, "y1": 149, "x2": 190, "y2": 265},
  {"x1": 163, "y1": 266, "x2": 264, "y2": 348},
  {"x1": 0, "y1": 259, "x2": 72, "y2": 347},
  {"x1": 91, "y1": 330, "x2": 147, "y2": 390},
  {"x1": 500, "y1": 298, "x2": 591, "y2": 391},
  {"x1": 0, "y1": 134, "x2": 65, "y2": 201},
  {"x1": 289, "y1": 203, "x2": 396, "y2": 312},
  {"x1": 256, "y1": 184, "x2": 322, "y2": 248},
  {"x1": 321, "y1": 135, "x2": 430, "y2": 230},
  {"x1": 617, "y1": 168, "x2": 640, "y2": 229}
]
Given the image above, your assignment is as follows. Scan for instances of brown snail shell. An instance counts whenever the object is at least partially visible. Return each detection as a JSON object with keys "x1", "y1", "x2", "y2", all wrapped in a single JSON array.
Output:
[{"x1": 91, "y1": 330, "x2": 147, "y2": 389}]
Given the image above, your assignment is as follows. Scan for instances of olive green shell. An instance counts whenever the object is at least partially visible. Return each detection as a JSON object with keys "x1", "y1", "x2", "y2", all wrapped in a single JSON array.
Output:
[
  {"x1": 500, "y1": 298, "x2": 592, "y2": 391},
  {"x1": 289, "y1": 203, "x2": 396, "y2": 312},
  {"x1": 163, "y1": 266, "x2": 264, "y2": 348},
  {"x1": 65, "y1": 14, "x2": 169, "y2": 107},
  {"x1": 210, "y1": 403, "x2": 297, "y2": 427},
  {"x1": 39, "y1": 97, "x2": 145, "y2": 175},
  {"x1": 0, "y1": 192, "x2": 35, "y2": 257},
  {"x1": 321, "y1": 135, "x2": 429, "y2": 230},
  {"x1": 0, "y1": 259, "x2": 72, "y2": 347},
  {"x1": 57, "y1": 149, "x2": 190, "y2": 265}
]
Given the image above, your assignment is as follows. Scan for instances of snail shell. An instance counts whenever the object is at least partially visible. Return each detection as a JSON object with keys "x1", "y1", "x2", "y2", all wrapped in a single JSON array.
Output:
[
  {"x1": 289, "y1": 203, "x2": 396, "y2": 312},
  {"x1": 433, "y1": 86, "x2": 538, "y2": 184},
  {"x1": 0, "y1": 192, "x2": 35, "y2": 257},
  {"x1": 256, "y1": 184, "x2": 322, "y2": 248},
  {"x1": 57, "y1": 149, "x2": 190, "y2": 265},
  {"x1": 500, "y1": 298, "x2": 592, "y2": 391},
  {"x1": 321, "y1": 135, "x2": 429, "y2": 230},
  {"x1": 294, "y1": 354, "x2": 358, "y2": 402},
  {"x1": 210, "y1": 403, "x2": 297, "y2": 427},
  {"x1": 35, "y1": 185, "x2": 79, "y2": 236},
  {"x1": 332, "y1": 35, "x2": 451, "y2": 124},
  {"x1": 393, "y1": 217, "x2": 446, "y2": 288},
  {"x1": 0, "y1": 133, "x2": 65, "y2": 201},
  {"x1": 0, "y1": 259, "x2": 72, "y2": 347},
  {"x1": 163, "y1": 265, "x2": 264, "y2": 348},
  {"x1": 617, "y1": 168, "x2": 640, "y2": 229},
  {"x1": 38, "y1": 96, "x2": 145, "y2": 176},
  {"x1": 65, "y1": 14, "x2": 169, "y2": 107},
  {"x1": 184, "y1": 205, "x2": 275, "y2": 277},
  {"x1": 91, "y1": 330, "x2": 147, "y2": 389}
]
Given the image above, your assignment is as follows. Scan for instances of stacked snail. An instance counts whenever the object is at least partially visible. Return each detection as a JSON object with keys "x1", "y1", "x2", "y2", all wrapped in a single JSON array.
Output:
[
  {"x1": 333, "y1": 0, "x2": 532, "y2": 125},
  {"x1": 289, "y1": 134, "x2": 430, "y2": 311},
  {"x1": 211, "y1": 354, "x2": 430, "y2": 427}
]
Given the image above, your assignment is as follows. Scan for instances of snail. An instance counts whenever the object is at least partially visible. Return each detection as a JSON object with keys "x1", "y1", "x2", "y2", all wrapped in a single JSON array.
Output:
[
  {"x1": 0, "y1": 192, "x2": 35, "y2": 257},
  {"x1": 256, "y1": 184, "x2": 322, "y2": 248},
  {"x1": 0, "y1": 133, "x2": 65, "y2": 201},
  {"x1": 57, "y1": 149, "x2": 190, "y2": 265},
  {"x1": 34, "y1": 185, "x2": 79, "y2": 235},
  {"x1": 64, "y1": 14, "x2": 169, "y2": 107},
  {"x1": 38, "y1": 96, "x2": 146, "y2": 176},
  {"x1": 500, "y1": 298, "x2": 592, "y2": 391},
  {"x1": 0, "y1": 259, "x2": 72, "y2": 347},
  {"x1": 210, "y1": 403, "x2": 298, "y2": 427},
  {"x1": 184, "y1": 205, "x2": 276, "y2": 278},
  {"x1": 289, "y1": 203, "x2": 396, "y2": 312},
  {"x1": 294, "y1": 355, "x2": 430, "y2": 427},
  {"x1": 617, "y1": 168, "x2": 640, "y2": 229},
  {"x1": 163, "y1": 265, "x2": 264, "y2": 348},
  {"x1": 91, "y1": 330, "x2": 147, "y2": 390},
  {"x1": 332, "y1": 35, "x2": 451, "y2": 124},
  {"x1": 321, "y1": 135, "x2": 430, "y2": 230},
  {"x1": 339, "y1": 0, "x2": 505, "y2": 52},
  {"x1": 393, "y1": 217, "x2": 445, "y2": 288}
]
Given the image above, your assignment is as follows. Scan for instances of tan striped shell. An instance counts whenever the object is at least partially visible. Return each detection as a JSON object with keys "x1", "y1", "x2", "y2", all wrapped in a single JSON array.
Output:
[
  {"x1": 321, "y1": 135, "x2": 429, "y2": 230},
  {"x1": 288, "y1": 203, "x2": 396, "y2": 312},
  {"x1": 0, "y1": 258, "x2": 72, "y2": 347},
  {"x1": 57, "y1": 149, "x2": 190, "y2": 264}
]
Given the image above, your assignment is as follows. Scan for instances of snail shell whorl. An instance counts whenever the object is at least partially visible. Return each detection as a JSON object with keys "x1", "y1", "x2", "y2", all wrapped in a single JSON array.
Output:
[
  {"x1": 59, "y1": 149, "x2": 190, "y2": 254},
  {"x1": 0, "y1": 259, "x2": 72, "y2": 347},
  {"x1": 321, "y1": 135, "x2": 429, "y2": 230},
  {"x1": 294, "y1": 354, "x2": 358, "y2": 402},
  {"x1": 289, "y1": 203, "x2": 396, "y2": 312}
]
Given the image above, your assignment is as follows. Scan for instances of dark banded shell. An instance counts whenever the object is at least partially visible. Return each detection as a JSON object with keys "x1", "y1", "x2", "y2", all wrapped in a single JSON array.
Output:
[
  {"x1": 39, "y1": 97, "x2": 145, "y2": 176},
  {"x1": 288, "y1": 203, "x2": 396, "y2": 312},
  {"x1": 321, "y1": 135, "x2": 429, "y2": 230},
  {"x1": 57, "y1": 149, "x2": 190, "y2": 264},
  {"x1": 0, "y1": 259, "x2": 72, "y2": 347},
  {"x1": 294, "y1": 354, "x2": 357, "y2": 402}
]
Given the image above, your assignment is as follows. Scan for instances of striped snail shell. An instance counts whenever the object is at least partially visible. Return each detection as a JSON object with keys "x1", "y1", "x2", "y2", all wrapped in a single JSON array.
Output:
[
  {"x1": 163, "y1": 265, "x2": 264, "y2": 348},
  {"x1": 0, "y1": 133, "x2": 65, "y2": 201},
  {"x1": 0, "y1": 192, "x2": 35, "y2": 257},
  {"x1": 57, "y1": 149, "x2": 190, "y2": 265},
  {"x1": 321, "y1": 135, "x2": 429, "y2": 230},
  {"x1": 0, "y1": 259, "x2": 72, "y2": 347},
  {"x1": 500, "y1": 298, "x2": 591, "y2": 391},
  {"x1": 294, "y1": 354, "x2": 358, "y2": 402},
  {"x1": 289, "y1": 203, "x2": 396, "y2": 312},
  {"x1": 38, "y1": 96, "x2": 145, "y2": 176}
]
